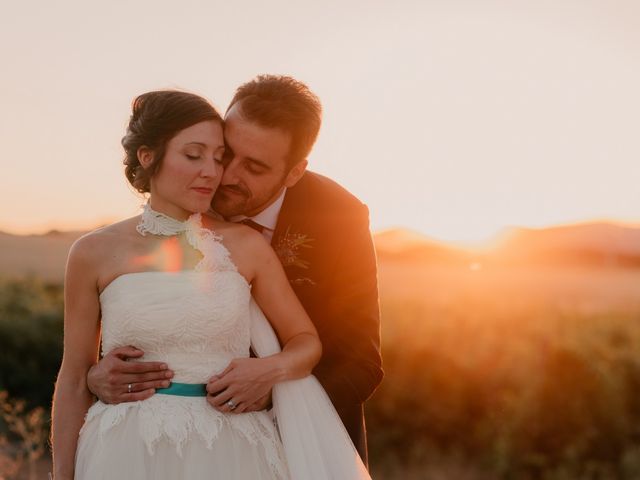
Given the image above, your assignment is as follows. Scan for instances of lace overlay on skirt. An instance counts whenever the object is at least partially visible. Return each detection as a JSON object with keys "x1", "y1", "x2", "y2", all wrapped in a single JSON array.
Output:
[{"x1": 80, "y1": 397, "x2": 287, "y2": 478}]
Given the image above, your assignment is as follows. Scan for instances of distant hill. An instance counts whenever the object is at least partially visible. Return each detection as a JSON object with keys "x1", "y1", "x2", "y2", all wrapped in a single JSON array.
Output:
[
  {"x1": 1, "y1": 221, "x2": 639, "y2": 281},
  {"x1": 375, "y1": 222, "x2": 640, "y2": 268},
  {"x1": 373, "y1": 229, "x2": 474, "y2": 265},
  {"x1": 497, "y1": 223, "x2": 640, "y2": 267},
  {"x1": 0, "y1": 230, "x2": 83, "y2": 281}
]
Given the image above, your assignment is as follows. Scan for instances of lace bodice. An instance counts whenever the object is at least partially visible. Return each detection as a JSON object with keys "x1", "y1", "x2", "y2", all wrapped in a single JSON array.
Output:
[
  {"x1": 99, "y1": 206, "x2": 253, "y2": 381},
  {"x1": 100, "y1": 270, "x2": 251, "y2": 382}
]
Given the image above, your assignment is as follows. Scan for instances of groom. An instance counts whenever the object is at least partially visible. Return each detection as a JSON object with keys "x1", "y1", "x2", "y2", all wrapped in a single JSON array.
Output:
[{"x1": 87, "y1": 75, "x2": 383, "y2": 462}]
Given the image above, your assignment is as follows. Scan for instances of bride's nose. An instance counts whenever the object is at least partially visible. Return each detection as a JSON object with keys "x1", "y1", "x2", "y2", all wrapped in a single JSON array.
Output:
[{"x1": 200, "y1": 157, "x2": 221, "y2": 178}]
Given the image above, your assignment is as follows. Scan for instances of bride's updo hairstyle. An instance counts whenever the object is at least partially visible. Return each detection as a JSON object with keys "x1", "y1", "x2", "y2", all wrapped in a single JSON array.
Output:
[{"x1": 122, "y1": 90, "x2": 222, "y2": 193}]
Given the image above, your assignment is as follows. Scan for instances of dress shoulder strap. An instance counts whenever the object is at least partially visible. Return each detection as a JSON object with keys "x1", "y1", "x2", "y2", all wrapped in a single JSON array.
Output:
[{"x1": 192, "y1": 228, "x2": 238, "y2": 274}]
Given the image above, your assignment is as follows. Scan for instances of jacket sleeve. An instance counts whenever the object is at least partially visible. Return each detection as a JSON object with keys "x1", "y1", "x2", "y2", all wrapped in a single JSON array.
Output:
[{"x1": 312, "y1": 202, "x2": 383, "y2": 408}]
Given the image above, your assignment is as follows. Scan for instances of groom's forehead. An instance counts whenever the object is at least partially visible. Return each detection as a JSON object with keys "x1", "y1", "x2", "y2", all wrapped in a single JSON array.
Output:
[
  {"x1": 223, "y1": 104, "x2": 257, "y2": 136},
  {"x1": 224, "y1": 110, "x2": 291, "y2": 163},
  {"x1": 223, "y1": 102, "x2": 283, "y2": 136}
]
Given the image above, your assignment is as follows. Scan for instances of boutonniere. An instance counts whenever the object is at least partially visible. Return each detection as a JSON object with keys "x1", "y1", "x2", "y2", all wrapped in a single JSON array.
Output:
[{"x1": 274, "y1": 226, "x2": 314, "y2": 270}]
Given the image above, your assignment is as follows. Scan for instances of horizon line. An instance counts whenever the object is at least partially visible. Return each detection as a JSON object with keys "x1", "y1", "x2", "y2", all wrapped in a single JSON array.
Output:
[{"x1": 2, "y1": 217, "x2": 639, "y2": 249}]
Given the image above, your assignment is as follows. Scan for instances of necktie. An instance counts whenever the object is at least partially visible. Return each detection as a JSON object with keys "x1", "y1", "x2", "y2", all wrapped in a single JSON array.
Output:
[{"x1": 240, "y1": 218, "x2": 265, "y2": 234}]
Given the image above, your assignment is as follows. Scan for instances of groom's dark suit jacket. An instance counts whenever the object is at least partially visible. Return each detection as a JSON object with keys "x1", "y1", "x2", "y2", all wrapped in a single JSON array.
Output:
[{"x1": 270, "y1": 171, "x2": 383, "y2": 463}]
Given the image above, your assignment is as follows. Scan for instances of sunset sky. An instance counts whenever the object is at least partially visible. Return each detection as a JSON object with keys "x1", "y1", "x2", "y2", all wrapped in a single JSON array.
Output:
[{"x1": 1, "y1": 0, "x2": 638, "y2": 244}]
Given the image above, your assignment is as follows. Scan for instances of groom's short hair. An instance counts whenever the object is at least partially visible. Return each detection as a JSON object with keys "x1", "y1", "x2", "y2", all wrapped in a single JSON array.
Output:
[{"x1": 228, "y1": 75, "x2": 322, "y2": 169}]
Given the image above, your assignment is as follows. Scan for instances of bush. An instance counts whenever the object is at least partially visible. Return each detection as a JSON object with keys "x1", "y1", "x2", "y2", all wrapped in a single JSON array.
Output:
[{"x1": 0, "y1": 278, "x2": 63, "y2": 410}]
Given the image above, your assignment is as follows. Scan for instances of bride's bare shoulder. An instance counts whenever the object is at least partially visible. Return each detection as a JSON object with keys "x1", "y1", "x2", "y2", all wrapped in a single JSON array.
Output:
[
  {"x1": 202, "y1": 214, "x2": 264, "y2": 243},
  {"x1": 69, "y1": 216, "x2": 141, "y2": 261},
  {"x1": 201, "y1": 213, "x2": 268, "y2": 259},
  {"x1": 202, "y1": 213, "x2": 241, "y2": 237},
  {"x1": 80, "y1": 216, "x2": 140, "y2": 241}
]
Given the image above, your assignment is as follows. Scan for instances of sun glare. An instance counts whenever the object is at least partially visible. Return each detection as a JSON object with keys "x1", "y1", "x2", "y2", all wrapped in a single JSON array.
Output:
[{"x1": 131, "y1": 237, "x2": 185, "y2": 272}]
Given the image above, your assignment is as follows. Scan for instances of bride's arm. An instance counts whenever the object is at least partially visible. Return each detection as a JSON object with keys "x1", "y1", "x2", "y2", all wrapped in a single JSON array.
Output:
[
  {"x1": 51, "y1": 237, "x2": 102, "y2": 480},
  {"x1": 206, "y1": 230, "x2": 321, "y2": 413},
  {"x1": 250, "y1": 233, "x2": 322, "y2": 378}
]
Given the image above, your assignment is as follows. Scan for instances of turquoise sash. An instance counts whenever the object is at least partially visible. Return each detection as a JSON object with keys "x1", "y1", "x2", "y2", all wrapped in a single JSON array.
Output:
[{"x1": 156, "y1": 382, "x2": 208, "y2": 397}]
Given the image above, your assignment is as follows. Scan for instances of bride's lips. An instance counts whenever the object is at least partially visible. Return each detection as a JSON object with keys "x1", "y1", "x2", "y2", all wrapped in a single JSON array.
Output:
[{"x1": 192, "y1": 187, "x2": 214, "y2": 195}]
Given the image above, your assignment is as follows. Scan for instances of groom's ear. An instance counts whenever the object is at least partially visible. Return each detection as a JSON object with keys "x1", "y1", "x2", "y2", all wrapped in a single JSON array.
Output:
[
  {"x1": 137, "y1": 146, "x2": 154, "y2": 169},
  {"x1": 284, "y1": 159, "x2": 308, "y2": 188}
]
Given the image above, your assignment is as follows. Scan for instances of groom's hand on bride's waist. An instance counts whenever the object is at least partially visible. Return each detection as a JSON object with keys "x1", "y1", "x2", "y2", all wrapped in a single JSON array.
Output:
[
  {"x1": 86, "y1": 346, "x2": 174, "y2": 404},
  {"x1": 205, "y1": 358, "x2": 275, "y2": 414}
]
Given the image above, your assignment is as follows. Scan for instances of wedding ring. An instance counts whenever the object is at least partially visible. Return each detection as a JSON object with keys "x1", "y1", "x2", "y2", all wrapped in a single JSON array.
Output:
[
  {"x1": 226, "y1": 399, "x2": 237, "y2": 410},
  {"x1": 127, "y1": 383, "x2": 133, "y2": 393}
]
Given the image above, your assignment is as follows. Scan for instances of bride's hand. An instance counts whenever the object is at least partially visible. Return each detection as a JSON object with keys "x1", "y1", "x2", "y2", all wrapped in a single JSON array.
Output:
[{"x1": 206, "y1": 357, "x2": 280, "y2": 413}]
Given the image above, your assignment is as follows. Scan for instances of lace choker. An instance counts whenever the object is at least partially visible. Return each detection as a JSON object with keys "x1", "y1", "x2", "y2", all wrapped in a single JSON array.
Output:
[
  {"x1": 134, "y1": 204, "x2": 234, "y2": 274},
  {"x1": 136, "y1": 203, "x2": 202, "y2": 237}
]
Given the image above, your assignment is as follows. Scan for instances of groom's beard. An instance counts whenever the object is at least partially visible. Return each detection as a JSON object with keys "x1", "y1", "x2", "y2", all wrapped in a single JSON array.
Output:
[
  {"x1": 211, "y1": 182, "x2": 281, "y2": 219},
  {"x1": 211, "y1": 185, "x2": 246, "y2": 218},
  {"x1": 212, "y1": 165, "x2": 290, "y2": 218}
]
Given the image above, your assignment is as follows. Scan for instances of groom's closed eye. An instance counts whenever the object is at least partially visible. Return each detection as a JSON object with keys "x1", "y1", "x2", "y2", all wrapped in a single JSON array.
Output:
[{"x1": 244, "y1": 159, "x2": 269, "y2": 175}]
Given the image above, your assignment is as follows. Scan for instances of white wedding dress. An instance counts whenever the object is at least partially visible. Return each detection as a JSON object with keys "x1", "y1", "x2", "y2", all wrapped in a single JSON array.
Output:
[{"x1": 74, "y1": 206, "x2": 370, "y2": 480}]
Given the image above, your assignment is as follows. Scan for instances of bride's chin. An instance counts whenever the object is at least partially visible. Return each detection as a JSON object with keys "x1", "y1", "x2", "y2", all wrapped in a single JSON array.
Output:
[{"x1": 189, "y1": 199, "x2": 215, "y2": 214}]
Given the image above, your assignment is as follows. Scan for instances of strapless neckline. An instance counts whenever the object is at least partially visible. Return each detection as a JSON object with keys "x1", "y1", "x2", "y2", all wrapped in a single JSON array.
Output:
[{"x1": 99, "y1": 270, "x2": 250, "y2": 299}]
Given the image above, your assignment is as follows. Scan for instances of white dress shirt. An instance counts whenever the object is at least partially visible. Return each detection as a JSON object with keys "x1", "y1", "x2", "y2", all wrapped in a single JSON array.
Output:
[{"x1": 229, "y1": 188, "x2": 287, "y2": 243}]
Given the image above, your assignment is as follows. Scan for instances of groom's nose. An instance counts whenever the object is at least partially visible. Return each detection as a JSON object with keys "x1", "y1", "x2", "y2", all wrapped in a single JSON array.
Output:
[{"x1": 221, "y1": 158, "x2": 241, "y2": 185}]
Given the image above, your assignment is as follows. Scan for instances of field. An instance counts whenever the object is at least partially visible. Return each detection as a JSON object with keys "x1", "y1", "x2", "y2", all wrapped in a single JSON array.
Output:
[
  {"x1": 2, "y1": 256, "x2": 640, "y2": 479},
  {"x1": 368, "y1": 260, "x2": 640, "y2": 479}
]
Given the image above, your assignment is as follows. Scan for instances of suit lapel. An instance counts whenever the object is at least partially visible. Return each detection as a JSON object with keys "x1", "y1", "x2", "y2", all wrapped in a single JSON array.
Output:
[
  {"x1": 271, "y1": 172, "x2": 308, "y2": 248},
  {"x1": 271, "y1": 173, "x2": 317, "y2": 286},
  {"x1": 271, "y1": 190, "x2": 295, "y2": 249}
]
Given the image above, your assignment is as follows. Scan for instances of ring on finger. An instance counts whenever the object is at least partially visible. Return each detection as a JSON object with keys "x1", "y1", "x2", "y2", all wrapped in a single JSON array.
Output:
[
  {"x1": 127, "y1": 383, "x2": 133, "y2": 394},
  {"x1": 226, "y1": 399, "x2": 237, "y2": 410}
]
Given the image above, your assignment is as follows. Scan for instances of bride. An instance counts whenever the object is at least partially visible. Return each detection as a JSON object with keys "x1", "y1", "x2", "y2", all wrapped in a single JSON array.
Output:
[{"x1": 51, "y1": 90, "x2": 370, "y2": 479}]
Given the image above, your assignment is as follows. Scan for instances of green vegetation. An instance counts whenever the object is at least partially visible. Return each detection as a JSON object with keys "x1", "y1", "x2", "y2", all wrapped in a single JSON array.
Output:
[
  {"x1": 0, "y1": 278, "x2": 62, "y2": 479},
  {"x1": 0, "y1": 278, "x2": 63, "y2": 410}
]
